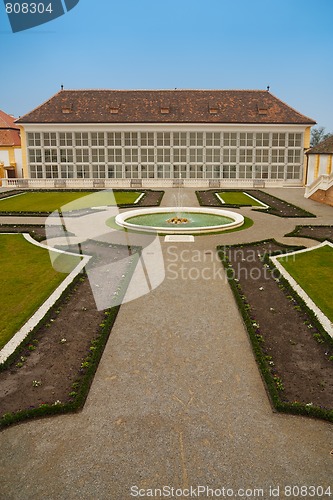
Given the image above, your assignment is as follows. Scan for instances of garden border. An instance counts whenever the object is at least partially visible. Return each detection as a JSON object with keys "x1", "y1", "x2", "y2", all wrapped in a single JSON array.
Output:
[
  {"x1": 0, "y1": 234, "x2": 90, "y2": 365},
  {"x1": 196, "y1": 189, "x2": 316, "y2": 218},
  {"x1": 271, "y1": 241, "x2": 333, "y2": 338},
  {"x1": 218, "y1": 239, "x2": 333, "y2": 423},
  {"x1": 0, "y1": 189, "x2": 164, "y2": 216},
  {"x1": 0, "y1": 247, "x2": 140, "y2": 430}
]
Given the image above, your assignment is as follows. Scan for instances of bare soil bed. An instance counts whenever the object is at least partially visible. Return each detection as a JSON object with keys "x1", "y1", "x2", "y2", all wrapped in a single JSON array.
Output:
[
  {"x1": 286, "y1": 225, "x2": 333, "y2": 242},
  {"x1": 0, "y1": 237, "x2": 134, "y2": 429},
  {"x1": 197, "y1": 189, "x2": 316, "y2": 217},
  {"x1": 221, "y1": 240, "x2": 333, "y2": 418}
]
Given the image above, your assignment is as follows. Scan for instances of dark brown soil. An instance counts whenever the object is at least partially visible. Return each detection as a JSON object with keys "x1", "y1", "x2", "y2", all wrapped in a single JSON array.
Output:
[
  {"x1": 286, "y1": 225, "x2": 333, "y2": 242},
  {"x1": 0, "y1": 278, "x2": 105, "y2": 415},
  {"x1": 225, "y1": 241, "x2": 333, "y2": 409},
  {"x1": 197, "y1": 189, "x2": 316, "y2": 217}
]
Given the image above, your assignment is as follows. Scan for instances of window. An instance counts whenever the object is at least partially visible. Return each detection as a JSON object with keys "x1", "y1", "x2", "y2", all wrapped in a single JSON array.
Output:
[
  {"x1": 44, "y1": 149, "x2": 58, "y2": 163},
  {"x1": 272, "y1": 133, "x2": 286, "y2": 147},
  {"x1": 287, "y1": 150, "x2": 301, "y2": 163},
  {"x1": 92, "y1": 165, "x2": 106, "y2": 178},
  {"x1": 288, "y1": 133, "x2": 302, "y2": 147},
  {"x1": 27, "y1": 133, "x2": 41, "y2": 147},
  {"x1": 189, "y1": 132, "x2": 203, "y2": 146},
  {"x1": 141, "y1": 165, "x2": 155, "y2": 178},
  {"x1": 206, "y1": 149, "x2": 220, "y2": 163},
  {"x1": 156, "y1": 148, "x2": 170, "y2": 162},
  {"x1": 239, "y1": 165, "x2": 253, "y2": 179},
  {"x1": 91, "y1": 132, "x2": 105, "y2": 146},
  {"x1": 60, "y1": 165, "x2": 74, "y2": 178},
  {"x1": 76, "y1": 149, "x2": 89, "y2": 163},
  {"x1": 125, "y1": 166, "x2": 139, "y2": 178},
  {"x1": 173, "y1": 165, "x2": 187, "y2": 178},
  {"x1": 44, "y1": 133, "x2": 57, "y2": 147},
  {"x1": 45, "y1": 165, "x2": 59, "y2": 178},
  {"x1": 107, "y1": 132, "x2": 122, "y2": 146},
  {"x1": 222, "y1": 165, "x2": 237, "y2": 178},
  {"x1": 223, "y1": 149, "x2": 237, "y2": 163},
  {"x1": 92, "y1": 148, "x2": 105, "y2": 163},
  {"x1": 286, "y1": 165, "x2": 301, "y2": 179},
  {"x1": 255, "y1": 165, "x2": 269, "y2": 179},
  {"x1": 156, "y1": 132, "x2": 171, "y2": 146},
  {"x1": 75, "y1": 133, "x2": 89, "y2": 146},
  {"x1": 206, "y1": 165, "x2": 222, "y2": 179},
  {"x1": 141, "y1": 148, "x2": 154, "y2": 163},
  {"x1": 173, "y1": 149, "x2": 187, "y2": 163},
  {"x1": 206, "y1": 132, "x2": 221, "y2": 147},
  {"x1": 59, "y1": 133, "x2": 73, "y2": 147},
  {"x1": 189, "y1": 165, "x2": 203, "y2": 178},
  {"x1": 239, "y1": 149, "x2": 253, "y2": 163},
  {"x1": 223, "y1": 132, "x2": 237, "y2": 147},
  {"x1": 30, "y1": 165, "x2": 43, "y2": 178},
  {"x1": 76, "y1": 165, "x2": 90, "y2": 178},
  {"x1": 157, "y1": 165, "x2": 171, "y2": 178},
  {"x1": 240, "y1": 133, "x2": 253, "y2": 147},
  {"x1": 29, "y1": 149, "x2": 42, "y2": 163},
  {"x1": 108, "y1": 165, "x2": 123, "y2": 178},
  {"x1": 124, "y1": 132, "x2": 138, "y2": 146},
  {"x1": 107, "y1": 148, "x2": 122, "y2": 163},
  {"x1": 124, "y1": 148, "x2": 138, "y2": 163},
  {"x1": 255, "y1": 133, "x2": 269, "y2": 147},
  {"x1": 255, "y1": 149, "x2": 269, "y2": 163},
  {"x1": 271, "y1": 166, "x2": 284, "y2": 179},
  {"x1": 140, "y1": 132, "x2": 154, "y2": 146},
  {"x1": 189, "y1": 148, "x2": 203, "y2": 163},
  {"x1": 60, "y1": 149, "x2": 73, "y2": 163},
  {"x1": 173, "y1": 132, "x2": 187, "y2": 146},
  {"x1": 271, "y1": 149, "x2": 285, "y2": 163}
]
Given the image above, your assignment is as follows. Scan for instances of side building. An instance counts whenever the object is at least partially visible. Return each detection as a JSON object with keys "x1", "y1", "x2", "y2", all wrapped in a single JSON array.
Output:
[
  {"x1": 305, "y1": 135, "x2": 333, "y2": 205},
  {"x1": 15, "y1": 89, "x2": 316, "y2": 187},
  {"x1": 0, "y1": 110, "x2": 23, "y2": 180}
]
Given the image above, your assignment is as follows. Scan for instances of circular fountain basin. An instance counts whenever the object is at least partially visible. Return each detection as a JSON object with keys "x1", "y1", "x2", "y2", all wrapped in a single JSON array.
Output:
[{"x1": 115, "y1": 207, "x2": 244, "y2": 234}]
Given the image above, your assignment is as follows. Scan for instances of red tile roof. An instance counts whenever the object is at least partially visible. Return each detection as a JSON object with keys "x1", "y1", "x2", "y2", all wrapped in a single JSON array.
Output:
[
  {"x1": 0, "y1": 110, "x2": 21, "y2": 147},
  {"x1": 16, "y1": 89, "x2": 316, "y2": 125},
  {"x1": 307, "y1": 135, "x2": 333, "y2": 154}
]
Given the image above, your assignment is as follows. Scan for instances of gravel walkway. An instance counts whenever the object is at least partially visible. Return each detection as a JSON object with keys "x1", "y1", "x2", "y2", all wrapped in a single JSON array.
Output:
[{"x1": 0, "y1": 188, "x2": 332, "y2": 499}]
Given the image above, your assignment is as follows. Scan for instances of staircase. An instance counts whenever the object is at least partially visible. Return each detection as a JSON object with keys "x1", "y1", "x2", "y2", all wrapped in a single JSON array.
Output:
[{"x1": 305, "y1": 173, "x2": 333, "y2": 206}]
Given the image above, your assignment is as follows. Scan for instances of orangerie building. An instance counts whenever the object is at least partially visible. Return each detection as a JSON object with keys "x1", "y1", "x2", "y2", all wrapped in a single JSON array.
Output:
[{"x1": 16, "y1": 89, "x2": 316, "y2": 186}]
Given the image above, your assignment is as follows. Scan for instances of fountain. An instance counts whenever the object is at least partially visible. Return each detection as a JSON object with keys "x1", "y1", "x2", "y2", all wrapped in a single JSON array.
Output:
[{"x1": 115, "y1": 173, "x2": 244, "y2": 234}]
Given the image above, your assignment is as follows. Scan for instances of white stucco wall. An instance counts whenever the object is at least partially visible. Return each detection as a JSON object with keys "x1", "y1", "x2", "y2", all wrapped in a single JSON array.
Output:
[
  {"x1": 14, "y1": 148, "x2": 23, "y2": 178},
  {"x1": 0, "y1": 150, "x2": 9, "y2": 166},
  {"x1": 307, "y1": 154, "x2": 332, "y2": 185}
]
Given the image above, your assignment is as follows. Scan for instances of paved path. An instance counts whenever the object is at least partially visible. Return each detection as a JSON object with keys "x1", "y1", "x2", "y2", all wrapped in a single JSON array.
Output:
[{"x1": 0, "y1": 188, "x2": 332, "y2": 499}]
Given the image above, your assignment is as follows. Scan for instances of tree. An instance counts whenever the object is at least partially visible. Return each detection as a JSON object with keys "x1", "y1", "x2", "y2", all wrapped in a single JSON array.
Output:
[{"x1": 310, "y1": 126, "x2": 332, "y2": 147}]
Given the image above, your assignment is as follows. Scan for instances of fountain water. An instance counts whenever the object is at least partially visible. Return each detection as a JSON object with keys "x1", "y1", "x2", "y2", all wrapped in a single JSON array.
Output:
[{"x1": 115, "y1": 174, "x2": 245, "y2": 234}]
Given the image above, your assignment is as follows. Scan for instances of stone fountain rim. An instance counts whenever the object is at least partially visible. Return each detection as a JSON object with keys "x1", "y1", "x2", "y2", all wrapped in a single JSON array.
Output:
[{"x1": 115, "y1": 207, "x2": 244, "y2": 234}]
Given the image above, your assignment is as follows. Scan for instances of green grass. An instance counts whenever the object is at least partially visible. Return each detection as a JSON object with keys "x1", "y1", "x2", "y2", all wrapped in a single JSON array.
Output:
[
  {"x1": 0, "y1": 234, "x2": 81, "y2": 349},
  {"x1": 217, "y1": 191, "x2": 265, "y2": 207},
  {"x1": 0, "y1": 191, "x2": 143, "y2": 212},
  {"x1": 278, "y1": 245, "x2": 333, "y2": 323}
]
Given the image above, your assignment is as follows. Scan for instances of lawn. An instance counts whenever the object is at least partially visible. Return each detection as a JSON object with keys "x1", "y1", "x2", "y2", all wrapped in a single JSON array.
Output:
[
  {"x1": 216, "y1": 191, "x2": 265, "y2": 207},
  {"x1": 0, "y1": 234, "x2": 81, "y2": 349},
  {"x1": 0, "y1": 191, "x2": 143, "y2": 212},
  {"x1": 278, "y1": 244, "x2": 333, "y2": 323}
]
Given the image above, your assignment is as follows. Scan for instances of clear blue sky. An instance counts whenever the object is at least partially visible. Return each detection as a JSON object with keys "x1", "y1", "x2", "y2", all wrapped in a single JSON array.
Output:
[{"x1": 1, "y1": 0, "x2": 332, "y2": 131}]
